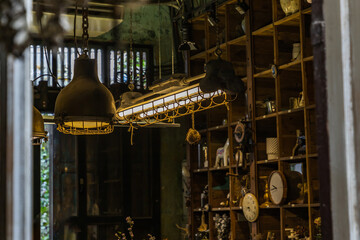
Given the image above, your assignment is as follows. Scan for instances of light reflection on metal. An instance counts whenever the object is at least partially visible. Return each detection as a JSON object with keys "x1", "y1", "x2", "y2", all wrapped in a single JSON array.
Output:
[{"x1": 116, "y1": 83, "x2": 230, "y2": 126}]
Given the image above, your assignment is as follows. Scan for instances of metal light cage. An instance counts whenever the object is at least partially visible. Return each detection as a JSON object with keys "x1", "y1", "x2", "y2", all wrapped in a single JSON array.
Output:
[
  {"x1": 117, "y1": 83, "x2": 231, "y2": 126},
  {"x1": 56, "y1": 117, "x2": 114, "y2": 135}
]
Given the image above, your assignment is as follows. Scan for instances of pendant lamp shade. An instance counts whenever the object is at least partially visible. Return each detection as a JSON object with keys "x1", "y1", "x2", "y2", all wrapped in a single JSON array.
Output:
[
  {"x1": 54, "y1": 54, "x2": 116, "y2": 135},
  {"x1": 32, "y1": 106, "x2": 47, "y2": 140}
]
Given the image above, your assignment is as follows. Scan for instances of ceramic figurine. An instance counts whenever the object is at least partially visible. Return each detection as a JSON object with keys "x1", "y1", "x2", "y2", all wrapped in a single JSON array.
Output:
[
  {"x1": 223, "y1": 138, "x2": 230, "y2": 167},
  {"x1": 214, "y1": 147, "x2": 224, "y2": 168}
]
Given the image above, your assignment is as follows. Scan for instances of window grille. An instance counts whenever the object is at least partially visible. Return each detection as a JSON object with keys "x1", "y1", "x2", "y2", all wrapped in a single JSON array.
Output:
[
  {"x1": 30, "y1": 44, "x2": 151, "y2": 91},
  {"x1": 108, "y1": 48, "x2": 149, "y2": 90}
]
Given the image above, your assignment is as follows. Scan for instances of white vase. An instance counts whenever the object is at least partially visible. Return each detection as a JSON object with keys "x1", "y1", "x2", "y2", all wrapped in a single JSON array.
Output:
[{"x1": 280, "y1": 0, "x2": 299, "y2": 16}]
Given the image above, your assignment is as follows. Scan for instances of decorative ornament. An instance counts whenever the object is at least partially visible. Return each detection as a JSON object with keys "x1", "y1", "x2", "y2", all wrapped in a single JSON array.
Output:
[
  {"x1": 186, "y1": 112, "x2": 201, "y2": 144},
  {"x1": 271, "y1": 64, "x2": 278, "y2": 78}
]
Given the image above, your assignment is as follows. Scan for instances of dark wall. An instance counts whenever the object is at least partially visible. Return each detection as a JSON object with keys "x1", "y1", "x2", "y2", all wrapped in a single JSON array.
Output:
[{"x1": 51, "y1": 126, "x2": 161, "y2": 240}]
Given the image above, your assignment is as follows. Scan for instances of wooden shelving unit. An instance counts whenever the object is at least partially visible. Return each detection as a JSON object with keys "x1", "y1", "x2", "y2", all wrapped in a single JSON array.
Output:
[{"x1": 186, "y1": 0, "x2": 319, "y2": 239}]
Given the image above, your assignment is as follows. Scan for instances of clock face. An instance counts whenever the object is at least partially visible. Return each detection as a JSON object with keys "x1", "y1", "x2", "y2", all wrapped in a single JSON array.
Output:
[
  {"x1": 269, "y1": 171, "x2": 287, "y2": 205},
  {"x1": 242, "y1": 193, "x2": 259, "y2": 222}
]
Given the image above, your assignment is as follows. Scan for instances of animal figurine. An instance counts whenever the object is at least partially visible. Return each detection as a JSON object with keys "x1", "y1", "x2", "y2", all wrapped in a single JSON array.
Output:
[{"x1": 214, "y1": 138, "x2": 230, "y2": 167}]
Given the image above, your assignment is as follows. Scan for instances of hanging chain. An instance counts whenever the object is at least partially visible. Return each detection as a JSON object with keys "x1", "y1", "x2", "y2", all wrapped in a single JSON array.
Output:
[
  {"x1": 129, "y1": 9, "x2": 134, "y2": 89},
  {"x1": 82, "y1": 6, "x2": 89, "y2": 55},
  {"x1": 214, "y1": 0, "x2": 223, "y2": 58}
]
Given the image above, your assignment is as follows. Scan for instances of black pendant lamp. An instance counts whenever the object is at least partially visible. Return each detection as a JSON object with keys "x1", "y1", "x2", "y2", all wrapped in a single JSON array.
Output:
[{"x1": 54, "y1": 6, "x2": 115, "y2": 135}]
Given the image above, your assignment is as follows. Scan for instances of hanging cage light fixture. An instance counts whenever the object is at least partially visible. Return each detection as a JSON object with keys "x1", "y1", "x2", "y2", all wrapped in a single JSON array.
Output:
[
  {"x1": 54, "y1": 4, "x2": 116, "y2": 135},
  {"x1": 32, "y1": 106, "x2": 47, "y2": 145}
]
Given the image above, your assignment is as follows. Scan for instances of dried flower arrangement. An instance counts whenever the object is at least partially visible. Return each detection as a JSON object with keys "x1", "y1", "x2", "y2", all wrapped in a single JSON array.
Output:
[
  {"x1": 213, "y1": 214, "x2": 230, "y2": 240},
  {"x1": 115, "y1": 216, "x2": 156, "y2": 240}
]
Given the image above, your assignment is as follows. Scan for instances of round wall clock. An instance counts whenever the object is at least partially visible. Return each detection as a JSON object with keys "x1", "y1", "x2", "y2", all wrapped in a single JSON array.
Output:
[
  {"x1": 242, "y1": 193, "x2": 259, "y2": 222},
  {"x1": 268, "y1": 170, "x2": 287, "y2": 205}
]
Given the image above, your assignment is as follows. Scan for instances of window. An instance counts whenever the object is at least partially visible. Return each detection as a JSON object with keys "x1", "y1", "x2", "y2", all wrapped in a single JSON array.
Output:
[
  {"x1": 30, "y1": 43, "x2": 152, "y2": 91},
  {"x1": 108, "y1": 48, "x2": 149, "y2": 90}
]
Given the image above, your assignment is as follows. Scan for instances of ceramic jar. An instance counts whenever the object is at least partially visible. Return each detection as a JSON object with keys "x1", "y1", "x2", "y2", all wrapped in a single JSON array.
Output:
[
  {"x1": 292, "y1": 43, "x2": 301, "y2": 61},
  {"x1": 280, "y1": 0, "x2": 299, "y2": 16}
]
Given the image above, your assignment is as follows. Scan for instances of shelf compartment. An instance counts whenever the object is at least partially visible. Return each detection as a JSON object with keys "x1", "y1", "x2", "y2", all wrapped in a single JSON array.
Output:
[
  {"x1": 255, "y1": 117, "x2": 277, "y2": 160},
  {"x1": 251, "y1": 0, "x2": 273, "y2": 32},
  {"x1": 283, "y1": 208, "x2": 310, "y2": 238},
  {"x1": 258, "y1": 209, "x2": 281, "y2": 239},
  {"x1": 278, "y1": 69, "x2": 303, "y2": 111},
  {"x1": 253, "y1": 35, "x2": 274, "y2": 74},
  {"x1": 278, "y1": 111, "x2": 305, "y2": 157},
  {"x1": 226, "y1": 3, "x2": 246, "y2": 42},
  {"x1": 192, "y1": 173, "x2": 209, "y2": 209},
  {"x1": 232, "y1": 211, "x2": 251, "y2": 240},
  {"x1": 254, "y1": 77, "x2": 276, "y2": 117},
  {"x1": 283, "y1": 161, "x2": 308, "y2": 205}
]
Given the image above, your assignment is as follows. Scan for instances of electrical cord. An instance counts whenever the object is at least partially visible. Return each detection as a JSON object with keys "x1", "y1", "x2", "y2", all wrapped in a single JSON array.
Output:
[{"x1": 37, "y1": 13, "x2": 62, "y2": 88}]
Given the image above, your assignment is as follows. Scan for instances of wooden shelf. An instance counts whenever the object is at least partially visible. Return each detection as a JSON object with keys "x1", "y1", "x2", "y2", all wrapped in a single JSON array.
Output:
[
  {"x1": 209, "y1": 166, "x2": 230, "y2": 171},
  {"x1": 212, "y1": 207, "x2": 231, "y2": 212},
  {"x1": 304, "y1": 56, "x2": 314, "y2": 62},
  {"x1": 193, "y1": 168, "x2": 209, "y2": 173},
  {"x1": 252, "y1": 23, "x2": 274, "y2": 36},
  {"x1": 274, "y1": 12, "x2": 301, "y2": 27},
  {"x1": 302, "y1": 7, "x2": 312, "y2": 15},
  {"x1": 253, "y1": 69, "x2": 273, "y2": 78},
  {"x1": 227, "y1": 35, "x2": 247, "y2": 46},
  {"x1": 190, "y1": 51, "x2": 207, "y2": 60},
  {"x1": 279, "y1": 155, "x2": 307, "y2": 162},
  {"x1": 306, "y1": 104, "x2": 316, "y2": 110},
  {"x1": 279, "y1": 59, "x2": 302, "y2": 71},
  {"x1": 255, "y1": 112, "x2": 277, "y2": 121},
  {"x1": 257, "y1": 159, "x2": 278, "y2": 165},
  {"x1": 187, "y1": 1, "x2": 316, "y2": 239}
]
